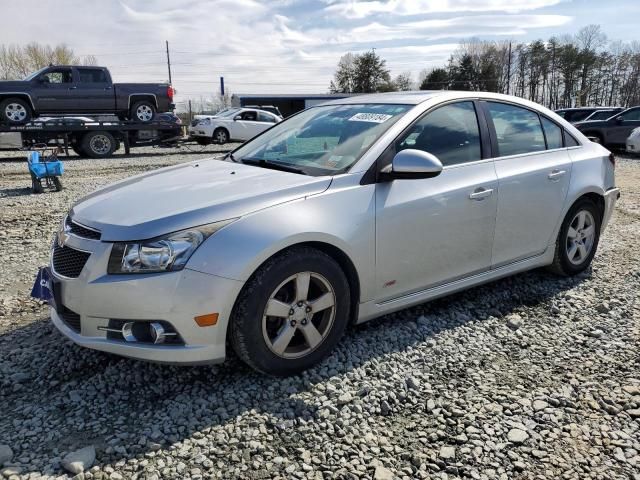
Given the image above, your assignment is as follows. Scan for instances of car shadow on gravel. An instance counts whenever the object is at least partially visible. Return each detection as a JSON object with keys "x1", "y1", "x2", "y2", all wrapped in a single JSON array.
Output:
[{"x1": 0, "y1": 267, "x2": 590, "y2": 475}]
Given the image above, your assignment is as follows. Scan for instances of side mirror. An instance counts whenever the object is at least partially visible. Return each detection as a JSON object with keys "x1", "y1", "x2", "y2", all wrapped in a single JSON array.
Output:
[
  {"x1": 615, "y1": 116, "x2": 624, "y2": 124},
  {"x1": 380, "y1": 149, "x2": 443, "y2": 181},
  {"x1": 233, "y1": 115, "x2": 241, "y2": 121}
]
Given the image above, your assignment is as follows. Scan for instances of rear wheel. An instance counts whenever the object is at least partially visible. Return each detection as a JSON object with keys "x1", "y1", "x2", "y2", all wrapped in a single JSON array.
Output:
[
  {"x1": 1, "y1": 98, "x2": 32, "y2": 125},
  {"x1": 130, "y1": 100, "x2": 156, "y2": 123},
  {"x1": 548, "y1": 199, "x2": 601, "y2": 276},
  {"x1": 30, "y1": 173, "x2": 43, "y2": 194},
  {"x1": 81, "y1": 131, "x2": 117, "y2": 158},
  {"x1": 230, "y1": 247, "x2": 351, "y2": 376},
  {"x1": 53, "y1": 177, "x2": 63, "y2": 191}
]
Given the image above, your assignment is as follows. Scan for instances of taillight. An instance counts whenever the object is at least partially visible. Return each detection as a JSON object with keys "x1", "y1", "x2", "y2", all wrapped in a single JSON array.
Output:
[
  {"x1": 609, "y1": 152, "x2": 615, "y2": 167},
  {"x1": 167, "y1": 86, "x2": 174, "y2": 101}
]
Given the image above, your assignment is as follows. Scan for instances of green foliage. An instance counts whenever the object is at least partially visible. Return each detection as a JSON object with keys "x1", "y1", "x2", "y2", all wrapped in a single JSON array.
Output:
[{"x1": 330, "y1": 50, "x2": 392, "y2": 93}]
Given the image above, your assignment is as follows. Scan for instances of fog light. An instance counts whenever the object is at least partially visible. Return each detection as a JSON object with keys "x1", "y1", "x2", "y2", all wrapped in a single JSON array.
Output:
[
  {"x1": 122, "y1": 322, "x2": 136, "y2": 342},
  {"x1": 149, "y1": 322, "x2": 166, "y2": 344}
]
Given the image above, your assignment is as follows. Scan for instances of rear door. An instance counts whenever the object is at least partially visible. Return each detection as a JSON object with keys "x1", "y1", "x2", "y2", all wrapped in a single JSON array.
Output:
[
  {"x1": 31, "y1": 67, "x2": 75, "y2": 112},
  {"x1": 231, "y1": 110, "x2": 264, "y2": 140},
  {"x1": 483, "y1": 101, "x2": 572, "y2": 267},
  {"x1": 607, "y1": 108, "x2": 640, "y2": 144},
  {"x1": 74, "y1": 68, "x2": 115, "y2": 112}
]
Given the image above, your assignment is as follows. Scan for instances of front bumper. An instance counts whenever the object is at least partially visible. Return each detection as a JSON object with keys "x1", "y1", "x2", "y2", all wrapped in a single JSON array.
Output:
[
  {"x1": 602, "y1": 187, "x2": 620, "y2": 232},
  {"x1": 50, "y1": 233, "x2": 244, "y2": 364},
  {"x1": 188, "y1": 126, "x2": 211, "y2": 137}
]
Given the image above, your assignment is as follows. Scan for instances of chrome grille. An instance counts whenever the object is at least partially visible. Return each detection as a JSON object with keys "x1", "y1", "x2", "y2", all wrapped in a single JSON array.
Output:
[
  {"x1": 60, "y1": 306, "x2": 81, "y2": 333},
  {"x1": 52, "y1": 245, "x2": 91, "y2": 278},
  {"x1": 66, "y1": 216, "x2": 101, "y2": 240}
]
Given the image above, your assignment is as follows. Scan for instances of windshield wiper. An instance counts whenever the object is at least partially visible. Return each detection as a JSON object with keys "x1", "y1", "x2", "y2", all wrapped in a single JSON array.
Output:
[
  {"x1": 225, "y1": 152, "x2": 238, "y2": 162},
  {"x1": 241, "y1": 157, "x2": 308, "y2": 175}
]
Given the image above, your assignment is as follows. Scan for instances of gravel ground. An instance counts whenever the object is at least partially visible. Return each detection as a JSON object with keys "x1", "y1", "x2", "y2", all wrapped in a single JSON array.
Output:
[{"x1": 0, "y1": 148, "x2": 638, "y2": 480}]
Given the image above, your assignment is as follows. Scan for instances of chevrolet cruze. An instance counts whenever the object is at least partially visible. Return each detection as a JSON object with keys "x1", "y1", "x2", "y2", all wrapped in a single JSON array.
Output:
[{"x1": 46, "y1": 91, "x2": 619, "y2": 375}]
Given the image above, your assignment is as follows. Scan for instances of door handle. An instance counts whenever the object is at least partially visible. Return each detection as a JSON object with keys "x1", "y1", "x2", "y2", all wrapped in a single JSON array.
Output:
[
  {"x1": 104, "y1": 86, "x2": 112, "y2": 90},
  {"x1": 68, "y1": 86, "x2": 77, "y2": 90},
  {"x1": 469, "y1": 188, "x2": 494, "y2": 200},
  {"x1": 548, "y1": 169, "x2": 566, "y2": 180}
]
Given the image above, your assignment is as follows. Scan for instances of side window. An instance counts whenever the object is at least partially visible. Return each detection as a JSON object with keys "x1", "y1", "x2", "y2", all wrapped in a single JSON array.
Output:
[
  {"x1": 78, "y1": 68, "x2": 108, "y2": 83},
  {"x1": 487, "y1": 102, "x2": 545, "y2": 156},
  {"x1": 257, "y1": 112, "x2": 275, "y2": 123},
  {"x1": 564, "y1": 131, "x2": 580, "y2": 147},
  {"x1": 241, "y1": 111, "x2": 257, "y2": 121},
  {"x1": 40, "y1": 69, "x2": 73, "y2": 84},
  {"x1": 396, "y1": 101, "x2": 482, "y2": 166},
  {"x1": 570, "y1": 111, "x2": 591, "y2": 122},
  {"x1": 619, "y1": 108, "x2": 640, "y2": 121},
  {"x1": 541, "y1": 117, "x2": 563, "y2": 149}
]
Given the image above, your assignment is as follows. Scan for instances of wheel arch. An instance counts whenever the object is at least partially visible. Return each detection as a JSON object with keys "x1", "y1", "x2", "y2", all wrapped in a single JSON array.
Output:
[
  {"x1": 128, "y1": 94, "x2": 158, "y2": 110},
  {"x1": 212, "y1": 125, "x2": 230, "y2": 139},
  {"x1": 0, "y1": 93, "x2": 35, "y2": 111}
]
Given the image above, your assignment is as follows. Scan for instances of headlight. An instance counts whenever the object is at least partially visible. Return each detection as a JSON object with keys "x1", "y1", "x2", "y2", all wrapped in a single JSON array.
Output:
[
  {"x1": 107, "y1": 220, "x2": 235, "y2": 274},
  {"x1": 201, "y1": 118, "x2": 211, "y2": 126}
]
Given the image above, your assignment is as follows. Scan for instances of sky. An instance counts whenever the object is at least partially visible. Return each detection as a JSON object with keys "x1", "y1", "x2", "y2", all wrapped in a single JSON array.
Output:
[{"x1": 2, "y1": 0, "x2": 639, "y2": 109}]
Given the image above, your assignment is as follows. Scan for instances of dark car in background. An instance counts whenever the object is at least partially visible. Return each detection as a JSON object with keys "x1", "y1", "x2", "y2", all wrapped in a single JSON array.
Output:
[
  {"x1": 555, "y1": 107, "x2": 623, "y2": 123},
  {"x1": 574, "y1": 106, "x2": 640, "y2": 147},
  {"x1": 0, "y1": 65, "x2": 174, "y2": 125}
]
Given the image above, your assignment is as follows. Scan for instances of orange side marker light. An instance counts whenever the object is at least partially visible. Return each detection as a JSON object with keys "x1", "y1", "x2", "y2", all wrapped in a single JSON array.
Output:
[{"x1": 195, "y1": 313, "x2": 219, "y2": 327}]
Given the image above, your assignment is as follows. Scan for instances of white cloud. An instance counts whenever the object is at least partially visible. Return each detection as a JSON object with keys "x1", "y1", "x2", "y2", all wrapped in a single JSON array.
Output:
[{"x1": 324, "y1": 0, "x2": 564, "y2": 19}]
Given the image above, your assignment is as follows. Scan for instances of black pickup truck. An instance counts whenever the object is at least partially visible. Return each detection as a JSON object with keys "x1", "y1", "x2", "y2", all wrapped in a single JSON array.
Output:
[
  {"x1": 574, "y1": 106, "x2": 640, "y2": 148},
  {"x1": 0, "y1": 65, "x2": 174, "y2": 125}
]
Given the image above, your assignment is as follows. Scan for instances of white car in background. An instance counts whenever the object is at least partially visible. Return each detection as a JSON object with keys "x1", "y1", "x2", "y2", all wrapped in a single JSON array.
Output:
[
  {"x1": 626, "y1": 127, "x2": 640, "y2": 154},
  {"x1": 189, "y1": 107, "x2": 282, "y2": 145}
]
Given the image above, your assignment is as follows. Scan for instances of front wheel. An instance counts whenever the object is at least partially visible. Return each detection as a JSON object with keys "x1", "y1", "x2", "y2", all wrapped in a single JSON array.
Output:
[
  {"x1": 212, "y1": 128, "x2": 229, "y2": 144},
  {"x1": 81, "y1": 131, "x2": 117, "y2": 158},
  {"x1": 548, "y1": 199, "x2": 601, "y2": 276},
  {"x1": 1, "y1": 98, "x2": 32, "y2": 125},
  {"x1": 230, "y1": 247, "x2": 351, "y2": 376},
  {"x1": 130, "y1": 101, "x2": 156, "y2": 123}
]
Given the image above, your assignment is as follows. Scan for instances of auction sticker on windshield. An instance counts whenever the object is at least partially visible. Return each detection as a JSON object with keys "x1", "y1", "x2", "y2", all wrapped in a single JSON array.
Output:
[{"x1": 349, "y1": 113, "x2": 393, "y2": 123}]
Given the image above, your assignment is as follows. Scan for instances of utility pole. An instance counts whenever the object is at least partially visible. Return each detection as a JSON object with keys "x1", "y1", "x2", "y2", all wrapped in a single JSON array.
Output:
[
  {"x1": 188, "y1": 100, "x2": 192, "y2": 125},
  {"x1": 165, "y1": 40, "x2": 173, "y2": 85},
  {"x1": 506, "y1": 41, "x2": 512, "y2": 95},
  {"x1": 220, "y1": 76, "x2": 225, "y2": 97}
]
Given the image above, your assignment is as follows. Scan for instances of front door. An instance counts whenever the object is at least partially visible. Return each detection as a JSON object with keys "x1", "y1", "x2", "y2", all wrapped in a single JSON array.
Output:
[
  {"x1": 230, "y1": 110, "x2": 264, "y2": 140},
  {"x1": 483, "y1": 101, "x2": 572, "y2": 267},
  {"x1": 31, "y1": 67, "x2": 75, "y2": 113},
  {"x1": 375, "y1": 101, "x2": 498, "y2": 301}
]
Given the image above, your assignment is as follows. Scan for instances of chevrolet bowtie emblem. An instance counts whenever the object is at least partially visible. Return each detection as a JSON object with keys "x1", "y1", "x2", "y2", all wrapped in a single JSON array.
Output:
[{"x1": 57, "y1": 230, "x2": 69, "y2": 248}]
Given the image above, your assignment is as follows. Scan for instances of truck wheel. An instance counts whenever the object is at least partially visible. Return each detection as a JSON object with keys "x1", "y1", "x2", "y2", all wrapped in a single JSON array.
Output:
[
  {"x1": 71, "y1": 144, "x2": 87, "y2": 157},
  {"x1": 130, "y1": 101, "x2": 156, "y2": 123},
  {"x1": 81, "y1": 131, "x2": 117, "y2": 158},
  {"x1": 1, "y1": 98, "x2": 32, "y2": 125},
  {"x1": 53, "y1": 177, "x2": 63, "y2": 192}
]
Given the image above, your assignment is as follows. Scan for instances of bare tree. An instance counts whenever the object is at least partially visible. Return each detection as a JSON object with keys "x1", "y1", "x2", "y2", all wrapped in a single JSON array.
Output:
[{"x1": 0, "y1": 42, "x2": 98, "y2": 80}]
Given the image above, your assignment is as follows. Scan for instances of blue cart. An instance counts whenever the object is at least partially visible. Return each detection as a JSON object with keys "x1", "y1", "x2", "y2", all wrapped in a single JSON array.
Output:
[{"x1": 28, "y1": 147, "x2": 64, "y2": 193}]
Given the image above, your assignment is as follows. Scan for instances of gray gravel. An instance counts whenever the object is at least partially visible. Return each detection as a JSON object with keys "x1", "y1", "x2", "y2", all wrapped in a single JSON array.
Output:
[{"x1": 0, "y1": 148, "x2": 639, "y2": 480}]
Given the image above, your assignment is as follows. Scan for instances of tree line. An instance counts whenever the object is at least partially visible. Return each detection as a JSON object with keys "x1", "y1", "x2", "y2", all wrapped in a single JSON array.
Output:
[
  {"x1": 330, "y1": 25, "x2": 640, "y2": 109},
  {"x1": 0, "y1": 43, "x2": 97, "y2": 80}
]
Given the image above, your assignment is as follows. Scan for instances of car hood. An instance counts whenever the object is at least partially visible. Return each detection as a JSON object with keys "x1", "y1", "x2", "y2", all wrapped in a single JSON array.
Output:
[
  {"x1": 0, "y1": 80, "x2": 28, "y2": 89},
  {"x1": 70, "y1": 159, "x2": 332, "y2": 241}
]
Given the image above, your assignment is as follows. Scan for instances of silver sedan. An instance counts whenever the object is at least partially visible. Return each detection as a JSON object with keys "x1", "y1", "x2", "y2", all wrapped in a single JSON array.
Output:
[{"x1": 47, "y1": 91, "x2": 619, "y2": 375}]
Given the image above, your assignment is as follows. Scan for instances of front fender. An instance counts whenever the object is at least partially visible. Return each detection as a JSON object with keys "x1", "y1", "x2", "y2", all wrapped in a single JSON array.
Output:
[{"x1": 186, "y1": 175, "x2": 377, "y2": 302}]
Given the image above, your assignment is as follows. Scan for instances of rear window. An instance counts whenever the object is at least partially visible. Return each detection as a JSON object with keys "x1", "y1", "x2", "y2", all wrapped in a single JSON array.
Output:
[
  {"x1": 78, "y1": 69, "x2": 108, "y2": 83},
  {"x1": 564, "y1": 132, "x2": 580, "y2": 147}
]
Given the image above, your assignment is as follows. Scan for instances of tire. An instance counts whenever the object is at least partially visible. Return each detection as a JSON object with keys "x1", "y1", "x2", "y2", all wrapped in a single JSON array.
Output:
[
  {"x1": 548, "y1": 198, "x2": 601, "y2": 276},
  {"x1": 230, "y1": 247, "x2": 351, "y2": 376},
  {"x1": 81, "y1": 131, "x2": 116, "y2": 159},
  {"x1": 0, "y1": 97, "x2": 32, "y2": 125},
  {"x1": 31, "y1": 174, "x2": 43, "y2": 194},
  {"x1": 130, "y1": 100, "x2": 156, "y2": 123},
  {"x1": 53, "y1": 177, "x2": 63, "y2": 192},
  {"x1": 71, "y1": 144, "x2": 86, "y2": 157},
  {"x1": 212, "y1": 128, "x2": 229, "y2": 144}
]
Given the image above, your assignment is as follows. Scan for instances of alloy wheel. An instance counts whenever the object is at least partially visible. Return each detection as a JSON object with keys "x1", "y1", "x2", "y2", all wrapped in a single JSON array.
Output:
[
  {"x1": 5, "y1": 103, "x2": 27, "y2": 122},
  {"x1": 566, "y1": 210, "x2": 596, "y2": 265},
  {"x1": 136, "y1": 104, "x2": 154, "y2": 122},
  {"x1": 262, "y1": 271, "x2": 336, "y2": 359}
]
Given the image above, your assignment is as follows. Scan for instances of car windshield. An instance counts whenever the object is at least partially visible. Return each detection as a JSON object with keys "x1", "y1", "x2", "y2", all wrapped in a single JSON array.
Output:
[
  {"x1": 24, "y1": 67, "x2": 48, "y2": 81},
  {"x1": 231, "y1": 103, "x2": 412, "y2": 176},
  {"x1": 587, "y1": 111, "x2": 615, "y2": 120}
]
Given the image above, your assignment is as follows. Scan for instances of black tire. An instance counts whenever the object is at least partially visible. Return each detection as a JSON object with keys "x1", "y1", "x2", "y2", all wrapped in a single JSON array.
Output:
[
  {"x1": 31, "y1": 174, "x2": 43, "y2": 194},
  {"x1": 53, "y1": 177, "x2": 63, "y2": 191},
  {"x1": 81, "y1": 131, "x2": 116, "y2": 159},
  {"x1": 230, "y1": 247, "x2": 351, "y2": 376},
  {"x1": 212, "y1": 128, "x2": 229, "y2": 144},
  {"x1": 71, "y1": 144, "x2": 86, "y2": 157},
  {"x1": 548, "y1": 198, "x2": 601, "y2": 276},
  {"x1": 130, "y1": 100, "x2": 156, "y2": 123},
  {"x1": 0, "y1": 97, "x2": 32, "y2": 125}
]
